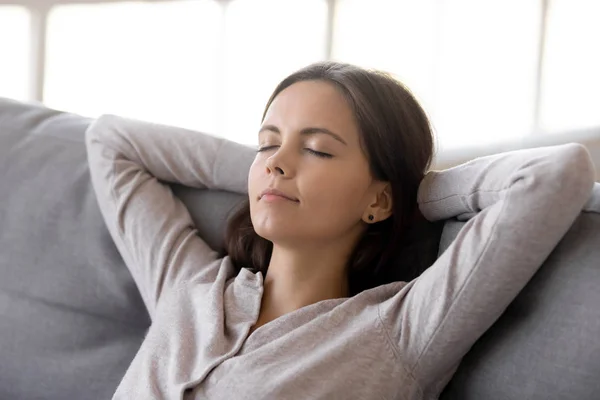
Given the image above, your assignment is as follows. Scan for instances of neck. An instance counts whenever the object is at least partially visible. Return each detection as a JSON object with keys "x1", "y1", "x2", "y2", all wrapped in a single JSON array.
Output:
[{"x1": 257, "y1": 242, "x2": 351, "y2": 324}]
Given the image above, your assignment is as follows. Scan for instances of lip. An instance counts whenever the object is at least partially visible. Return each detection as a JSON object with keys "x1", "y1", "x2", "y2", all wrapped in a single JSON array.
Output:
[{"x1": 259, "y1": 188, "x2": 299, "y2": 202}]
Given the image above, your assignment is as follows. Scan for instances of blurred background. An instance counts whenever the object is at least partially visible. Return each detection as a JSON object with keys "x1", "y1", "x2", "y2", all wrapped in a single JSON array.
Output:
[{"x1": 1, "y1": 0, "x2": 599, "y2": 169}]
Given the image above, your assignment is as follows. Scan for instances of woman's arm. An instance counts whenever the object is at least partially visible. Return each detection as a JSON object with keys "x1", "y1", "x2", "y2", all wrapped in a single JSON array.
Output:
[
  {"x1": 85, "y1": 115, "x2": 254, "y2": 319},
  {"x1": 377, "y1": 143, "x2": 595, "y2": 397}
]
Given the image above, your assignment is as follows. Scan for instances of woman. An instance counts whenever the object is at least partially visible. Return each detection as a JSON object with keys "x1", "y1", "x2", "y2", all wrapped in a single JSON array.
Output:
[{"x1": 86, "y1": 62, "x2": 595, "y2": 399}]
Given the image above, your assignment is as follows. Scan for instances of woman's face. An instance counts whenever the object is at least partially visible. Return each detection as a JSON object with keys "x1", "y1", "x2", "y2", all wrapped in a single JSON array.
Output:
[{"x1": 248, "y1": 80, "x2": 386, "y2": 246}]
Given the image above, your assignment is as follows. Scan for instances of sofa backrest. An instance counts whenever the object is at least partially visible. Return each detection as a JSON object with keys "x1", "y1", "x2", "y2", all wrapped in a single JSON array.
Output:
[
  {"x1": 1, "y1": 97, "x2": 598, "y2": 399},
  {"x1": 0, "y1": 98, "x2": 244, "y2": 399},
  {"x1": 439, "y1": 190, "x2": 600, "y2": 399}
]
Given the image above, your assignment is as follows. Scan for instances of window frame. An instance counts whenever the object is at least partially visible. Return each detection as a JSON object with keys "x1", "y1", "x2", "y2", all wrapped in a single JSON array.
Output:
[{"x1": 2, "y1": 0, "x2": 599, "y2": 171}]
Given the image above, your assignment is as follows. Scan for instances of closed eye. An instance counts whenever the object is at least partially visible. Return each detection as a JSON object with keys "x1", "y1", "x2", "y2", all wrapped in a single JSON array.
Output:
[
  {"x1": 304, "y1": 148, "x2": 333, "y2": 158},
  {"x1": 256, "y1": 145, "x2": 279, "y2": 153},
  {"x1": 257, "y1": 146, "x2": 333, "y2": 159}
]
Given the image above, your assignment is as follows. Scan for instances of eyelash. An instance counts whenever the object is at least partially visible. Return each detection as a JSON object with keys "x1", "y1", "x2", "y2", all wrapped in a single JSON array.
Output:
[{"x1": 256, "y1": 146, "x2": 333, "y2": 159}]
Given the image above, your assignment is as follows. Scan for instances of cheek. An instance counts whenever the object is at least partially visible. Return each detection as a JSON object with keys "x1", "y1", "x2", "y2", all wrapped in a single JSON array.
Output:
[
  {"x1": 248, "y1": 158, "x2": 279, "y2": 236},
  {"x1": 247, "y1": 157, "x2": 263, "y2": 196},
  {"x1": 305, "y1": 169, "x2": 371, "y2": 219}
]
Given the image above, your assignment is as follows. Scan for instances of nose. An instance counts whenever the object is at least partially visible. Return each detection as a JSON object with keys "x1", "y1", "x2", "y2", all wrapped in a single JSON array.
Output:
[
  {"x1": 265, "y1": 148, "x2": 293, "y2": 177},
  {"x1": 265, "y1": 155, "x2": 286, "y2": 176}
]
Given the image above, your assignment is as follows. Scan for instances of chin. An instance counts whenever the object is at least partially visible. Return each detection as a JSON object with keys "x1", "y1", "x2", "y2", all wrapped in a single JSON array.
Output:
[{"x1": 251, "y1": 210, "x2": 296, "y2": 243}]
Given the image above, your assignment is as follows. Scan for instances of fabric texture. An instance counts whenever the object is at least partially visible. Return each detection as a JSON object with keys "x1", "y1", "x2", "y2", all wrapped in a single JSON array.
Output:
[
  {"x1": 0, "y1": 98, "x2": 246, "y2": 400},
  {"x1": 439, "y1": 207, "x2": 600, "y2": 399},
  {"x1": 85, "y1": 114, "x2": 595, "y2": 400},
  {"x1": 1, "y1": 96, "x2": 599, "y2": 400}
]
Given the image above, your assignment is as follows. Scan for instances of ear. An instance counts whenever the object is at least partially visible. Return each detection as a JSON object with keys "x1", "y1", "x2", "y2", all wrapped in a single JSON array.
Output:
[{"x1": 362, "y1": 183, "x2": 393, "y2": 224}]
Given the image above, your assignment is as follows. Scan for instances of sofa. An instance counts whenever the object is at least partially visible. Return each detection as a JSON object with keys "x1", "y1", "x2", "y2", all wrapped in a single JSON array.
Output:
[{"x1": 0, "y1": 96, "x2": 598, "y2": 399}]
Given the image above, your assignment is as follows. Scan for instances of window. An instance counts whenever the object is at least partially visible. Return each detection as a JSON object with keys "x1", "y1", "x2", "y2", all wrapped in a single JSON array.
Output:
[
  {"x1": 45, "y1": 0, "x2": 222, "y2": 134},
  {"x1": 0, "y1": 6, "x2": 30, "y2": 101},
  {"x1": 334, "y1": 0, "x2": 541, "y2": 149},
  {"x1": 434, "y1": 0, "x2": 541, "y2": 149},
  {"x1": 540, "y1": 0, "x2": 600, "y2": 133},
  {"x1": 9, "y1": 0, "x2": 600, "y2": 150}
]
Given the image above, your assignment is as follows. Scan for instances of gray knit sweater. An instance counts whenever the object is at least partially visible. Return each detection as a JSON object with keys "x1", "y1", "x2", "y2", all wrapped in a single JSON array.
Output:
[{"x1": 85, "y1": 115, "x2": 595, "y2": 400}]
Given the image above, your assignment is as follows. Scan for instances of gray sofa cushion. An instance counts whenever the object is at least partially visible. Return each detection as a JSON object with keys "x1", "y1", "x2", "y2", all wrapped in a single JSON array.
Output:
[
  {"x1": 1, "y1": 97, "x2": 598, "y2": 399},
  {"x1": 0, "y1": 98, "x2": 244, "y2": 400},
  {"x1": 439, "y1": 199, "x2": 600, "y2": 399}
]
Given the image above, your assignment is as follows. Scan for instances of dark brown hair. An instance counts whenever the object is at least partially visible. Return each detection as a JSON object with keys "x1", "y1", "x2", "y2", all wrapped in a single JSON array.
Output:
[{"x1": 225, "y1": 61, "x2": 443, "y2": 296}]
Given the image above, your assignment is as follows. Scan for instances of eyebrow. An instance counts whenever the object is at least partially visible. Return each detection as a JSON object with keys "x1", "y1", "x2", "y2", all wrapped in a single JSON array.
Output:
[{"x1": 258, "y1": 124, "x2": 348, "y2": 146}]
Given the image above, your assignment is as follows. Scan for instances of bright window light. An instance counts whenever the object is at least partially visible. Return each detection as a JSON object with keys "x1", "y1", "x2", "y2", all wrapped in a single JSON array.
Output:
[
  {"x1": 27, "y1": 0, "x2": 598, "y2": 148},
  {"x1": 333, "y1": 0, "x2": 541, "y2": 150},
  {"x1": 435, "y1": 0, "x2": 541, "y2": 150},
  {"x1": 0, "y1": 6, "x2": 30, "y2": 101},
  {"x1": 540, "y1": 0, "x2": 600, "y2": 133},
  {"x1": 44, "y1": 0, "x2": 222, "y2": 134}
]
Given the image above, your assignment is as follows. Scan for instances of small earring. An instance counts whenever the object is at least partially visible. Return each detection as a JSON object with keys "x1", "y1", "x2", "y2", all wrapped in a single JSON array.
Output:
[{"x1": 368, "y1": 215, "x2": 374, "y2": 221}]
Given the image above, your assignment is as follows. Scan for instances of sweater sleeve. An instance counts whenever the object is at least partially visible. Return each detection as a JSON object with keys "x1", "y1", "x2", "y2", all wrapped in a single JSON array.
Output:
[
  {"x1": 85, "y1": 114, "x2": 254, "y2": 318},
  {"x1": 377, "y1": 143, "x2": 596, "y2": 397}
]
